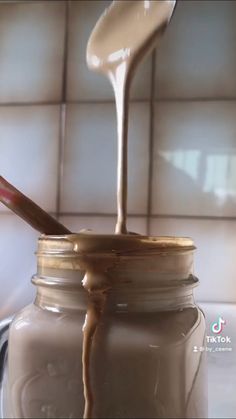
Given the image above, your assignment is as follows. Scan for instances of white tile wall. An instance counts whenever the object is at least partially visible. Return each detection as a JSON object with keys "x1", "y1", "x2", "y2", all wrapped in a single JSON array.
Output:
[
  {"x1": 0, "y1": 214, "x2": 38, "y2": 319},
  {"x1": 150, "y1": 217, "x2": 236, "y2": 304},
  {"x1": 0, "y1": 105, "x2": 60, "y2": 213},
  {"x1": 155, "y1": 0, "x2": 236, "y2": 99},
  {"x1": 0, "y1": 0, "x2": 236, "y2": 323},
  {"x1": 67, "y1": 0, "x2": 151, "y2": 101},
  {"x1": 0, "y1": 1, "x2": 65, "y2": 103},
  {"x1": 152, "y1": 101, "x2": 236, "y2": 217},
  {"x1": 61, "y1": 103, "x2": 149, "y2": 214},
  {"x1": 60, "y1": 215, "x2": 147, "y2": 235}
]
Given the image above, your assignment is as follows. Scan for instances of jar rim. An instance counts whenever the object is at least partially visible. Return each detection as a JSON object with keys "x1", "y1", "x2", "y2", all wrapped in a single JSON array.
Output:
[{"x1": 37, "y1": 233, "x2": 195, "y2": 256}]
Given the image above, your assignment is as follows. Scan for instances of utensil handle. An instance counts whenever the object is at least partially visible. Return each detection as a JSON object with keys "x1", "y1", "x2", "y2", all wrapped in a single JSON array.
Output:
[{"x1": 0, "y1": 176, "x2": 71, "y2": 235}]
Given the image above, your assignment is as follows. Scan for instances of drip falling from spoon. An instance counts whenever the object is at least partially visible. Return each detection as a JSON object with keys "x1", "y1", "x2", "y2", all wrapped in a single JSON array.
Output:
[{"x1": 87, "y1": 0, "x2": 176, "y2": 234}]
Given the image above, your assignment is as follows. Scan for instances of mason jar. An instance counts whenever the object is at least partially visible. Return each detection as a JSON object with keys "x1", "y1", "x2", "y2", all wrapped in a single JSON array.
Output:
[{"x1": 0, "y1": 234, "x2": 207, "y2": 418}]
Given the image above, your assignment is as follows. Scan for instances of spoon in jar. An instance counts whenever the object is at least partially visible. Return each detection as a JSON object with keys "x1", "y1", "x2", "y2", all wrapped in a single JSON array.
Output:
[
  {"x1": 87, "y1": 0, "x2": 176, "y2": 234},
  {"x1": 0, "y1": 175, "x2": 70, "y2": 235}
]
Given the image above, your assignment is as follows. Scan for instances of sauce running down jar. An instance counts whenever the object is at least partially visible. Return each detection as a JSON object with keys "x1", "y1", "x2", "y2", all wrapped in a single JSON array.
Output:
[{"x1": 3, "y1": 234, "x2": 207, "y2": 418}]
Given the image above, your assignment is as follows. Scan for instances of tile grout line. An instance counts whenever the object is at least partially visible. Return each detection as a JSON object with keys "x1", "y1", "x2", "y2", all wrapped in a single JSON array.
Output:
[
  {"x1": 61, "y1": 0, "x2": 70, "y2": 103},
  {"x1": 150, "y1": 214, "x2": 236, "y2": 221},
  {"x1": 55, "y1": 0, "x2": 69, "y2": 220},
  {"x1": 56, "y1": 104, "x2": 67, "y2": 220},
  {"x1": 146, "y1": 51, "x2": 156, "y2": 236},
  {"x1": 2, "y1": 210, "x2": 236, "y2": 221},
  {"x1": 0, "y1": 99, "x2": 150, "y2": 107},
  {"x1": 1, "y1": 97, "x2": 236, "y2": 107},
  {"x1": 0, "y1": 1, "x2": 57, "y2": 4},
  {"x1": 59, "y1": 213, "x2": 149, "y2": 218},
  {"x1": 0, "y1": 0, "x2": 50, "y2": 4}
]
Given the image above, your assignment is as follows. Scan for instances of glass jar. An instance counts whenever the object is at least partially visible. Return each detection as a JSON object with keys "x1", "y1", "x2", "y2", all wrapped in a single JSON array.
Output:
[{"x1": 1, "y1": 234, "x2": 207, "y2": 419}]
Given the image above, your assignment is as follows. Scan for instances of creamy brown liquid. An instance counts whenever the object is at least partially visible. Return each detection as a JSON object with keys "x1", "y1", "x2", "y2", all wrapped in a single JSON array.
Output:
[
  {"x1": 84, "y1": 2, "x2": 176, "y2": 417},
  {"x1": 5, "y1": 235, "x2": 207, "y2": 418},
  {"x1": 6, "y1": 293, "x2": 207, "y2": 418},
  {"x1": 82, "y1": 270, "x2": 111, "y2": 418}
]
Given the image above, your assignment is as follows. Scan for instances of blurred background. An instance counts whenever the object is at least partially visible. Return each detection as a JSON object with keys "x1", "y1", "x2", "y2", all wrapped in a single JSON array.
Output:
[{"x1": 0, "y1": 1, "x2": 235, "y2": 416}]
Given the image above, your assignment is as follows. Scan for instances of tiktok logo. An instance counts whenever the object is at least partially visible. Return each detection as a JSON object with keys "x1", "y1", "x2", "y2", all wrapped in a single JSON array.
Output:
[{"x1": 211, "y1": 317, "x2": 226, "y2": 334}]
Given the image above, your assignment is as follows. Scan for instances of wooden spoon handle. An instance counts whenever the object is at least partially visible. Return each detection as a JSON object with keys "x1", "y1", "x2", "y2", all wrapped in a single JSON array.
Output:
[{"x1": 0, "y1": 176, "x2": 70, "y2": 235}]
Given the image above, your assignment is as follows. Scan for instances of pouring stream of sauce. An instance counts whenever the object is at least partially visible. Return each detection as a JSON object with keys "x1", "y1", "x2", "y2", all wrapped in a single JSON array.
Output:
[
  {"x1": 83, "y1": 1, "x2": 176, "y2": 417},
  {"x1": 87, "y1": 0, "x2": 176, "y2": 234}
]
